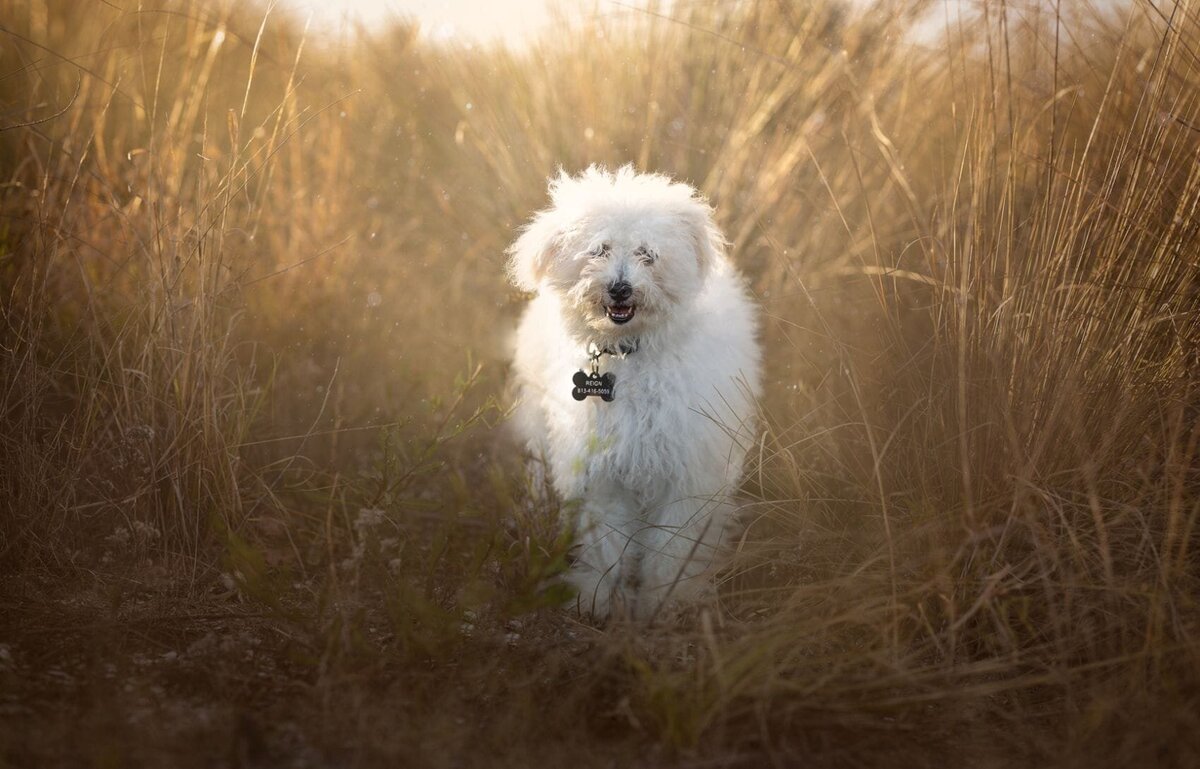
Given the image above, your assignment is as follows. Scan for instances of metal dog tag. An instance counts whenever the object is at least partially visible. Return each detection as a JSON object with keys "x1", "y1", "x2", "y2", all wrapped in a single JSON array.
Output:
[{"x1": 572, "y1": 370, "x2": 615, "y2": 402}]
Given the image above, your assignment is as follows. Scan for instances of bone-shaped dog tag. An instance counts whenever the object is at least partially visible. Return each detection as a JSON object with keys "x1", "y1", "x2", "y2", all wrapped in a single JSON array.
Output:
[{"x1": 572, "y1": 370, "x2": 615, "y2": 402}]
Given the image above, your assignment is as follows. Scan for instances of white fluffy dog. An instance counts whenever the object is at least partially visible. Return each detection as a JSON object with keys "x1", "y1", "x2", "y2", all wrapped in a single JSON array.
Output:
[{"x1": 507, "y1": 165, "x2": 761, "y2": 620}]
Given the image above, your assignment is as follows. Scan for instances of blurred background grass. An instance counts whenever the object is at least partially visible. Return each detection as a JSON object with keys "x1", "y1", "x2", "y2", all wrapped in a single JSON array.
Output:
[{"x1": 1, "y1": 0, "x2": 1199, "y2": 766}]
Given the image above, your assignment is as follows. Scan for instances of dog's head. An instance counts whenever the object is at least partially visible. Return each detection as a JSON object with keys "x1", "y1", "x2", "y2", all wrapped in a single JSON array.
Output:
[{"x1": 507, "y1": 165, "x2": 725, "y2": 340}]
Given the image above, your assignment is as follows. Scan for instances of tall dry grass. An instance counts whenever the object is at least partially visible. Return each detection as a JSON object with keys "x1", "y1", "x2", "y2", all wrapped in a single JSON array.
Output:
[{"x1": 1, "y1": 0, "x2": 1198, "y2": 765}]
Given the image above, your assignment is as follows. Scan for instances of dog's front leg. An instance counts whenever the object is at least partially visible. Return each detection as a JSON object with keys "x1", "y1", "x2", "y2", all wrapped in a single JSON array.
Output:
[
  {"x1": 563, "y1": 491, "x2": 643, "y2": 620},
  {"x1": 636, "y1": 495, "x2": 734, "y2": 618}
]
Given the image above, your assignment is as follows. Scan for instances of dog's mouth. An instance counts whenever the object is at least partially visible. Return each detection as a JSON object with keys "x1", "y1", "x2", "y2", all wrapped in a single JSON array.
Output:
[{"x1": 605, "y1": 303, "x2": 636, "y2": 325}]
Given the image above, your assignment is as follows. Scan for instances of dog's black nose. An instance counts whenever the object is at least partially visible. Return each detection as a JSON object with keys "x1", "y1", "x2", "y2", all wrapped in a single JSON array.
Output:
[{"x1": 608, "y1": 281, "x2": 633, "y2": 302}]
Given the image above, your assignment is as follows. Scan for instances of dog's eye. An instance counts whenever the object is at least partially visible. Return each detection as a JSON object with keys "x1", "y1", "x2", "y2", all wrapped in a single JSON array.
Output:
[
  {"x1": 589, "y1": 243, "x2": 610, "y2": 259},
  {"x1": 635, "y1": 246, "x2": 657, "y2": 264}
]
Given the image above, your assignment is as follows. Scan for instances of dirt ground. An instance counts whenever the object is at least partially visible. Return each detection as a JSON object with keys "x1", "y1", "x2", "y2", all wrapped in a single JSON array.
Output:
[
  {"x1": 0, "y1": 564, "x2": 953, "y2": 769},
  {"x1": 6, "y1": 558, "x2": 1200, "y2": 768},
  {"x1": 1, "y1": 564, "x2": 677, "y2": 769}
]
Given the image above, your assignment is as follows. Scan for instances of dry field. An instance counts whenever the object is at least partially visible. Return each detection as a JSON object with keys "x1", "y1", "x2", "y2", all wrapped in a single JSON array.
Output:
[{"x1": 2, "y1": 0, "x2": 1199, "y2": 766}]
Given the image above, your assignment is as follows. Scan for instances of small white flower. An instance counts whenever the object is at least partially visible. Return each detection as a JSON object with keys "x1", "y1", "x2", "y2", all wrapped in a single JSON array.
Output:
[{"x1": 106, "y1": 527, "x2": 131, "y2": 546}]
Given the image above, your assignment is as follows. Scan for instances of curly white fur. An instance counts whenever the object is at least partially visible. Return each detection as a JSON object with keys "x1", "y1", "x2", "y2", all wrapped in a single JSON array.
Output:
[{"x1": 508, "y1": 165, "x2": 761, "y2": 620}]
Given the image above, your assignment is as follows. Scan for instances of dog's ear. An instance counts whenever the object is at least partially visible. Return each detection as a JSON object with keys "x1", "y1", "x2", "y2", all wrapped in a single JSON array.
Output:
[
  {"x1": 685, "y1": 198, "x2": 726, "y2": 279},
  {"x1": 506, "y1": 210, "x2": 564, "y2": 292}
]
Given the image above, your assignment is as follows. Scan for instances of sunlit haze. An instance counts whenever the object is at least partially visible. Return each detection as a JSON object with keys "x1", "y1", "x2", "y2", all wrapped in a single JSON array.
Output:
[
  {"x1": 284, "y1": 0, "x2": 584, "y2": 44},
  {"x1": 284, "y1": 0, "x2": 984, "y2": 47}
]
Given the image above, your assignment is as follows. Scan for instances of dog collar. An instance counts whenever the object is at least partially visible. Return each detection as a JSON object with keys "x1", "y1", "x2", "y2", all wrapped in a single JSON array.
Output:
[{"x1": 589, "y1": 338, "x2": 639, "y2": 358}]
